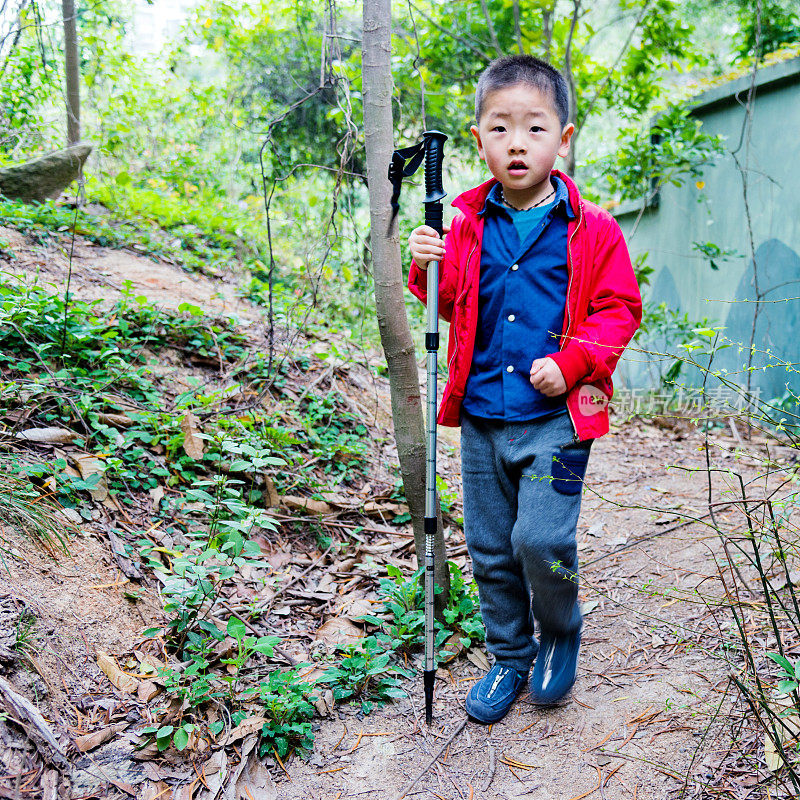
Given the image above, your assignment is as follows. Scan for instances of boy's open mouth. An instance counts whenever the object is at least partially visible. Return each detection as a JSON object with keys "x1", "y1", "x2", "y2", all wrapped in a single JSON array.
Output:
[{"x1": 508, "y1": 161, "x2": 528, "y2": 173}]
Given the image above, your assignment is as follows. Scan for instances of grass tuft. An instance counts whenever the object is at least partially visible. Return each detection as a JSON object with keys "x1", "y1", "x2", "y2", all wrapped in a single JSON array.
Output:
[{"x1": 0, "y1": 472, "x2": 72, "y2": 557}]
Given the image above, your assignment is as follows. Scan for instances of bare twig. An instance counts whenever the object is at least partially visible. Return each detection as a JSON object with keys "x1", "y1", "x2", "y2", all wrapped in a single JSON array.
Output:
[{"x1": 393, "y1": 718, "x2": 469, "y2": 800}]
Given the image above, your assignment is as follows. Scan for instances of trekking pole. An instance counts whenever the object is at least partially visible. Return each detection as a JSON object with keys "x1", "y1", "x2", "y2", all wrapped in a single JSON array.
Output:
[
  {"x1": 421, "y1": 130, "x2": 447, "y2": 725},
  {"x1": 387, "y1": 129, "x2": 448, "y2": 725}
]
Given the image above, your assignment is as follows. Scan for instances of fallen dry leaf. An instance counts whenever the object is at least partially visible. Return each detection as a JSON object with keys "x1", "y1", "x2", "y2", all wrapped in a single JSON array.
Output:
[
  {"x1": 137, "y1": 680, "x2": 159, "y2": 702},
  {"x1": 221, "y1": 715, "x2": 267, "y2": 746},
  {"x1": 361, "y1": 500, "x2": 409, "y2": 516},
  {"x1": 466, "y1": 648, "x2": 491, "y2": 671},
  {"x1": 195, "y1": 748, "x2": 228, "y2": 799},
  {"x1": 314, "y1": 617, "x2": 364, "y2": 649},
  {"x1": 282, "y1": 495, "x2": 331, "y2": 515},
  {"x1": 58, "y1": 507, "x2": 82, "y2": 525},
  {"x1": 16, "y1": 427, "x2": 79, "y2": 445},
  {"x1": 313, "y1": 689, "x2": 335, "y2": 717},
  {"x1": 300, "y1": 666, "x2": 328, "y2": 685},
  {"x1": 180, "y1": 412, "x2": 205, "y2": 460},
  {"x1": 148, "y1": 485, "x2": 164, "y2": 505},
  {"x1": 0, "y1": 677, "x2": 70, "y2": 769},
  {"x1": 97, "y1": 412, "x2": 135, "y2": 429},
  {"x1": 233, "y1": 747, "x2": 277, "y2": 800},
  {"x1": 96, "y1": 650, "x2": 139, "y2": 694},
  {"x1": 314, "y1": 573, "x2": 337, "y2": 595},
  {"x1": 73, "y1": 453, "x2": 108, "y2": 502},
  {"x1": 73, "y1": 722, "x2": 129, "y2": 753},
  {"x1": 133, "y1": 650, "x2": 167, "y2": 673},
  {"x1": 318, "y1": 492, "x2": 358, "y2": 508},
  {"x1": 580, "y1": 599, "x2": 600, "y2": 615},
  {"x1": 439, "y1": 632, "x2": 464, "y2": 663},
  {"x1": 337, "y1": 595, "x2": 375, "y2": 621},
  {"x1": 141, "y1": 780, "x2": 170, "y2": 800},
  {"x1": 764, "y1": 699, "x2": 800, "y2": 771}
]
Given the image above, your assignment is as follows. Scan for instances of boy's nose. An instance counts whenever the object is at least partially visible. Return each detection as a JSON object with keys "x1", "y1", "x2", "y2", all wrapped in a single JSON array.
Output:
[{"x1": 509, "y1": 136, "x2": 527, "y2": 153}]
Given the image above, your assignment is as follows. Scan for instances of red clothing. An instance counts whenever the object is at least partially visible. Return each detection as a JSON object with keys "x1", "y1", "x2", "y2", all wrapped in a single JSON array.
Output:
[{"x1": 407, "y1": 170, "x2": 643, "y2": 442}]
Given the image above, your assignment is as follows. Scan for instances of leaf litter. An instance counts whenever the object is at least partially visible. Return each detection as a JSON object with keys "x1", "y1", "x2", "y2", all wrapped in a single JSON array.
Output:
[{"x1": 1, "y1": 224, "x2": 798, "y2": 799}]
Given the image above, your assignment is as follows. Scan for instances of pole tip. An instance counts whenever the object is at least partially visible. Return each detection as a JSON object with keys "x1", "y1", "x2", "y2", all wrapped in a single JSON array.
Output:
[{"x1": 423, "y1": 669, "x2": 435, "y2": 725}]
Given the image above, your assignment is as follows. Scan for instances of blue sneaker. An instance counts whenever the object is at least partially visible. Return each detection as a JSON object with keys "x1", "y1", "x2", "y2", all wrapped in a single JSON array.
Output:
[
  {"x1": 465, "y1": 663, "x2": 528, "y2": 723},
  {"x1": 528, "y1": 628, "x2": 581, "y2": 706}
]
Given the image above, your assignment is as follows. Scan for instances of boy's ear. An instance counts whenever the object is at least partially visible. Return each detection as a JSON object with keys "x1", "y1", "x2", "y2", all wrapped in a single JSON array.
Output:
[
  {"x1": 558, "y1": 123, "x2": 576, "y2": 158},
  {"x1": 470, "y1": 124, "x2": 485, "y2": 160}
]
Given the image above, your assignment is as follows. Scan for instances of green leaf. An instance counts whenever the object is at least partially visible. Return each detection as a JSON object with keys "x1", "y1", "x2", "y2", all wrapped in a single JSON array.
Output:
[
  {"x1": 173, "y1": 727, "x2": 190, "y2": 751},
  {"x1": 227, "y1": 617, "x2": 247, "y2": 640},
  {"x1": 253, "y1": 636, "x2": 279, "y2": 655},
  {"x1": 156, "y1": 725, "x2": 174, "y2": 750},
  {"x1": 767, "y1": 652, "x2": 795, "y2": 676},
  {"x1": 692, "y1": 327, "x2": 716, "y2": 338}
]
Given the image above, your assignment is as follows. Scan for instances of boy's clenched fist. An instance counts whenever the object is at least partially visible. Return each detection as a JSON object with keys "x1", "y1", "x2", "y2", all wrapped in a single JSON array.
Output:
[{"x1": 529, "y1": 357, "x2": 567, "y2": 396}]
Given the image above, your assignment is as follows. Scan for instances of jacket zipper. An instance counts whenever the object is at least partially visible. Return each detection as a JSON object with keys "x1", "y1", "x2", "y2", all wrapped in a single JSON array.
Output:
[
  {"x1": 563, "y1": 202, "x2": 583, "y2": 445},
  {"x1": 448, "y1": 240, "x2": 479, "y2": 378}
]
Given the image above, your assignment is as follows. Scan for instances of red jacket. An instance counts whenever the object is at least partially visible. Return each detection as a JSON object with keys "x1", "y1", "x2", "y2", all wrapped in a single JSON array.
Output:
[{"x1": 407, "y1": 170, "x2": 642, "y2": 442}]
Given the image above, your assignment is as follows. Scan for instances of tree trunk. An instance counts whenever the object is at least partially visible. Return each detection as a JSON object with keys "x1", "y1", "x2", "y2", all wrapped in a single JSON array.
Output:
[
  {"x1": 62, "y1": 0, "x2": 80, "y2": 145},
  {"x1": 361, "y1": 0, "x2": 449, "y2": 612}
]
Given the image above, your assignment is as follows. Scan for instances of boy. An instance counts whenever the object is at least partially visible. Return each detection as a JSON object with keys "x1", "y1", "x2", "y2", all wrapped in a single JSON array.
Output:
[{"x1": 407, "y1": 55, "x2": 642, "y2": 723}]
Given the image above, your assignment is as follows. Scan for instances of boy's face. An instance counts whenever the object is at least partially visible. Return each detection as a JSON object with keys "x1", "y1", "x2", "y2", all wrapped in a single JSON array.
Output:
[{"x1": 470, "y1": 82, "x2": 574, "y2": 206}]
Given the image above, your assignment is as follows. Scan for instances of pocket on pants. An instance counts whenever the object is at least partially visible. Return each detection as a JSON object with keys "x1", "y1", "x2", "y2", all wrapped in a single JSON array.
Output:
[{"x1": 551, "y1": 443, "x2": 592, "y2": 495}]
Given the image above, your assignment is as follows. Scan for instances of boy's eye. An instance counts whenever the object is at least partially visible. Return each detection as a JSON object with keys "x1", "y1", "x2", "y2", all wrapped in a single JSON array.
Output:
[
  {"x1": 492, "y1": 126, "x2": 505, "y2": 132},
  {"x1": 530, "y1": 126, "x2": 543, "y2": 132}
]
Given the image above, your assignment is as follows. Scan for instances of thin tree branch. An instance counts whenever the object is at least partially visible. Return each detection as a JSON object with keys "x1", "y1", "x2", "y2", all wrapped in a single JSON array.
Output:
[
  {"x1": 575, "y1": 0, "x2": 653, "y2": 134},
  {"x1": 478, "y1": 0, "x2": 502, "y2": 57},
  {"x1": 513, "y1": 0, "x2": 523, "y2": 54},
  {"x1": 405, "y1": 1, "x2": 493, "y2": 62}
]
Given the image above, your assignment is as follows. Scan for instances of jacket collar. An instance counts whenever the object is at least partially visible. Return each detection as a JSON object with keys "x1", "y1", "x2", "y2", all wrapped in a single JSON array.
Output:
[
  {"x1": 477, "y1": 175, "x2": 575, "y2": 220},
  {"x1": 452, "y1": 169, "x2": 582, "y2": 224}
]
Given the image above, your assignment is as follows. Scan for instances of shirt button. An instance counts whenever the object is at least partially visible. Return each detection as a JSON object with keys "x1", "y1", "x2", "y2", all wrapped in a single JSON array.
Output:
[
  {"x1": 506, "y1": 365, "x2": 514, "y2": 373},
  {"x1": 511, "y1": 264, "x2": 519, "y2": 271},
  {"x1": 507, "y1": 314, "x2": 515, "y2": 322}
]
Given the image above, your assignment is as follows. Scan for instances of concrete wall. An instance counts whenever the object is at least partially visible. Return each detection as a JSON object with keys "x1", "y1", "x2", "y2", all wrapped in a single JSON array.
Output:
[{"x1": 613, "y1": 57, "x2": 800, "y2": 413}]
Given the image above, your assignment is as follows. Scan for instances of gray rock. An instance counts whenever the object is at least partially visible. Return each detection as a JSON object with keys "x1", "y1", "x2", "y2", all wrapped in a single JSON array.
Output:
[{"x1": 0, "y1": 143, "x2": 92, "y2": 204}]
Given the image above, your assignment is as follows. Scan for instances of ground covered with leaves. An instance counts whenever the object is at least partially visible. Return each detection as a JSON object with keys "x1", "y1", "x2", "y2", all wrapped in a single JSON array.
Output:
[{"x1": 1, "y1": 212, "x2": 799, "y2": 800}]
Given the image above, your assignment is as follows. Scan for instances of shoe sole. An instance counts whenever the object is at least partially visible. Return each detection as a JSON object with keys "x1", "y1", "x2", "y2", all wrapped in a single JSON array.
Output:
[{"x1": 522, "y1": 690, "x2": 573, "y2": 708}]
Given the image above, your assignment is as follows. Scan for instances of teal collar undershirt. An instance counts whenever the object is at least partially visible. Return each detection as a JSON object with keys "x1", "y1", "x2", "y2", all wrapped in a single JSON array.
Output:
[{"x1": 504, "y1": 199, "x2": 556, "y2": 245}]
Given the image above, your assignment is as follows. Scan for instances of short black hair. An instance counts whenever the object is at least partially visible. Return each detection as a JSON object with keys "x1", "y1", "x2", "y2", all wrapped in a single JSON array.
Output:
[{"x1": 474, "y1": 55, "x2": 570, "y2": 128}]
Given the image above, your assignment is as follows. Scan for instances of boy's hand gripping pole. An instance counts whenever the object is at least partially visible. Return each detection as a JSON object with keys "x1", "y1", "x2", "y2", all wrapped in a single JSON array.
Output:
[{"x1": 387, "y1": 130, "x2": 447, "y2": 725}]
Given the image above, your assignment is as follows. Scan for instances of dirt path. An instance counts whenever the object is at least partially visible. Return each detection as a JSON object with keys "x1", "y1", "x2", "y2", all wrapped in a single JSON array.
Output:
[
  {"x1": 1, "y1": 225, "x2": 258, "y2": 320},
  {"x1": 2, "y1": 227, "x2": 789, "y2": 799},
  {"x1": 274, "y1": 419, "x2": 771, "y2": 800}
]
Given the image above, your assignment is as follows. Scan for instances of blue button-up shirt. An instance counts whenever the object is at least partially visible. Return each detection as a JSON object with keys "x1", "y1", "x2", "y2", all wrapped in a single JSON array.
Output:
[{"x1": 462, "y1": 176, "x2": 575, "y2": 421}]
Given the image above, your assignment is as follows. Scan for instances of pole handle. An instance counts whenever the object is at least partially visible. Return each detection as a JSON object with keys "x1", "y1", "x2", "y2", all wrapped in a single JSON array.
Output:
[{"x1": 422, "y1": 130, "x2": 447, "y2": 235}]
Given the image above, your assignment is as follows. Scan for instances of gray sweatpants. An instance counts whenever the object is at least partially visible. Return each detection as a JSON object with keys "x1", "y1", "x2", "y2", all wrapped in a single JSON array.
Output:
[{"x1": 460, "y1": 409, "x2": 593, "y2": 673}]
